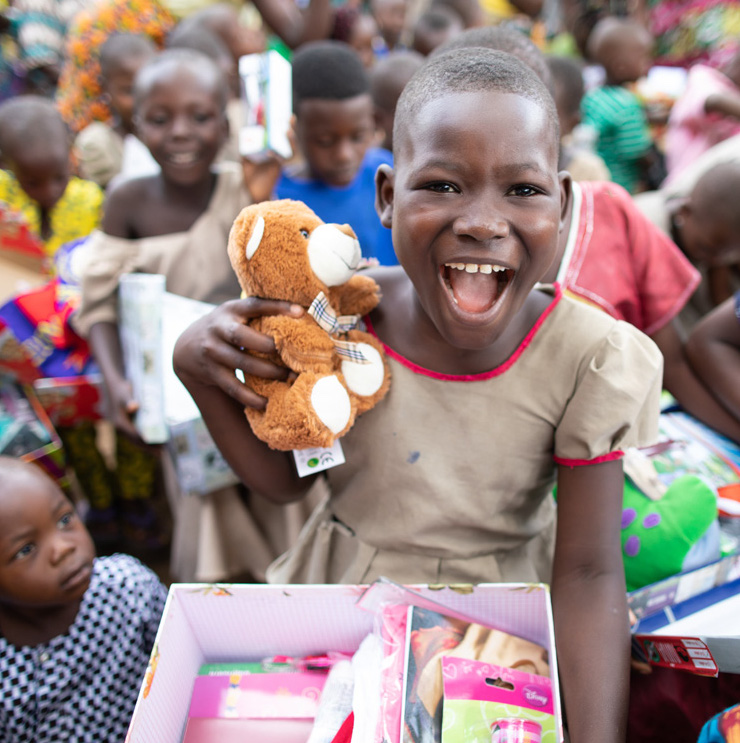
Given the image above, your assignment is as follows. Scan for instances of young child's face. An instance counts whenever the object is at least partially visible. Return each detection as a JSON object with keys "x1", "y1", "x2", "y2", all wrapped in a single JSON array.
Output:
[
  {"x1": 603, "y1": 33, "x2": 652, "y2": 84},
  {"x1": 0, "y1": 468, "x2": 95, "y2": 609},
  {"x1": 350, "y1": 14, "x2": 380, "y2": 69},
  {"x1": 136, "y1": 65, "x2": 228, "y2": 186},
  {"x1": 103, "y1": 55, "x2": 151, "y2": 131},
  {"x1": 678, "y1": 203, "x2": 740, "y2": 268},
  {"x1": 377, "y1": 90, "x2": 565, "y2": 350},
  {"x1": 295, "y1": 94, "x2": 376, "y2": 187},
  {"x1": 8, "y1": 142, "x2": 70, "y2": 212},
  {"x1": 372, "y1": 0, "x2": 407, "y2": 46}
]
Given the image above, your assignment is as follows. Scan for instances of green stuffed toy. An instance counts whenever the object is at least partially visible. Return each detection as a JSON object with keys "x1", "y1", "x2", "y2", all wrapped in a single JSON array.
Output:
[{"x1": 621, "y1": 474, "x2": 720, "y2": 591}]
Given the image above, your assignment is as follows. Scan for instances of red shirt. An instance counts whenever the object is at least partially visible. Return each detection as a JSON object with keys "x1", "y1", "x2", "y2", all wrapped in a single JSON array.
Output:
[{"x1": 558, "y1": 181, "x2": 700, "y2": 336}]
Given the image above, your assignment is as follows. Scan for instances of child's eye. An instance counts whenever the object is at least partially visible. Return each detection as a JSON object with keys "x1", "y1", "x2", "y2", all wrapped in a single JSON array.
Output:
[
  {"x1": 58, "y1": 512, "x2": 76, "y2": 528},
  {"x1": 425, "y1": 182, "x2": 458, "y2": 194},
  {"x1": 508, "y1": 184, "x2": 542, "y2": 197},
  {"x1": 192, "y1": 111, "x2": 215, "y2": 123},
  {"x1": 13, "y1": 543, "x2": 35, "y2": 561}
]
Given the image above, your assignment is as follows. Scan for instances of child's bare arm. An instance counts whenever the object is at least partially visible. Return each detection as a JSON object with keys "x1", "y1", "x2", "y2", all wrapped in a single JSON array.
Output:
[
  {"x1": 651, "y1": 318, "x2": 740, "y2": 442},
  {"x1": 686, "y1": 296, "x2": 740, "y2": 421},
  {"x1": 88, "y1": 321, "x2": 141, "y2": 440},
  {"x1": 705, "y1": 90, "x2": 740, "y2": 121},
  {"x1": 173, "y1": 297, "x2": 316, "y2": 502},
  {"x1": 251, "y1": 0, "x2": 332, "y2": 49},
  {"x1": 552, "y1": 459, "x2": 630, "y2": 743}
]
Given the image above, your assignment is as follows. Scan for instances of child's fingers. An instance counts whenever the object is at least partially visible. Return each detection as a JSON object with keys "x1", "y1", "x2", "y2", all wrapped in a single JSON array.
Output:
[{"x1": 211, "y1": 365, "x2": 269, "y2": 411}]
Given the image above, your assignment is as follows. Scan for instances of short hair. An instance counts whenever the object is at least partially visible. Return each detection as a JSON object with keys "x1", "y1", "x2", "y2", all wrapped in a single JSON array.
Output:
[
  {"x1": 546, "y1": 55, "x2": 584, "y2": 113},
  {"x1": 0, "y1": 96, "x2": 69, "y2": 159},
  {"x1": 133, "y1": 48, "x2": 230, "y2": 112},
  {"x1": 586, "y1": 17, "x2": 652, "y2": 66},
  {"x1": 435, "y1": 24, "x2": 552, "y2": 91},
  {"x1": 99, "y1": 33, "x2": 156, "y2": 80},
  {"x1": 291, "y1": 41, "x2": 370, "y2": 111},
  {"x1": 693, "y1": 162, "x2": 740, "y2": 234},
  {"x1": 394, "y1": 47, "x2": 559, "y2": 150},
  {"x1": 370, "y1": 51, "x2": 425, "y2": 111},
  {"x1": 166, "y1": 22, "x2": 232, "y2": 67}
]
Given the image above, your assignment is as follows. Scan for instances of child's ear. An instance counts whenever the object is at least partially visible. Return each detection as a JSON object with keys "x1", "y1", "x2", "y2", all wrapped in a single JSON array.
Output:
[
  {"x1": 558, "y1": 170, "x2": 572, "y2": 232},
  {"x1": 375, "y1": 163, "x2": 395, "y2": 228}
]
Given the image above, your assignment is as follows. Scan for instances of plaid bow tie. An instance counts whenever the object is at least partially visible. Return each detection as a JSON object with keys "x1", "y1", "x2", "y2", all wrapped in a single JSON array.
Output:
[{"x1": 307, "y1": 292, "x2": 371, "y2": 364}]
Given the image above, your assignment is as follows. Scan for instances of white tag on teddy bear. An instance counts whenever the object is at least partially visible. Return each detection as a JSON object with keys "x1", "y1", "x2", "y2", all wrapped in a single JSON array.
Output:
[{"x1": 293, "y1": 441, "x2": 345, "y2": 477}]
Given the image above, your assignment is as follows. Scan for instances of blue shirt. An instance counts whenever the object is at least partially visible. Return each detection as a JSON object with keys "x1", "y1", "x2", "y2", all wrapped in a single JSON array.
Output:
[{"x1": 276, "y1": 148, "x2": 398, "y2": 266}]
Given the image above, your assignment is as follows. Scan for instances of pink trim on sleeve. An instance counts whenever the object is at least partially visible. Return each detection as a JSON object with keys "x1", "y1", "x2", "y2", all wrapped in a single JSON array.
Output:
[
  {"x1": 364, "y1": 285, "x2": 563, "y2": 381},
  {"x1": 553, "y1": 450, "x2": 625, "y2": 467}
]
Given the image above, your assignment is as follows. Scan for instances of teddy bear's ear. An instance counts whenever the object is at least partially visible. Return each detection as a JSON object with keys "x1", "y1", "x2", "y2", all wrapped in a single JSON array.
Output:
[{"x1": 245, "y1": 215, "x2": 265, "y2": 260}]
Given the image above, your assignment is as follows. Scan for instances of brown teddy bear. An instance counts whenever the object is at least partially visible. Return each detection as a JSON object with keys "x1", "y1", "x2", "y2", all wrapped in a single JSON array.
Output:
[{"x1": 227, "y1": 199, "x2": 391, "y2": 451}]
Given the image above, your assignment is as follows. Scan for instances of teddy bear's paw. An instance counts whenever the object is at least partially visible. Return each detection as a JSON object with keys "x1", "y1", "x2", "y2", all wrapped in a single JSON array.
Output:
[
  {"x1": 311, "y1": 375, "x2": 353, "y2": 434},
  {"x1": 341, "y1": 343, "x2": 386, "y2": 397}
]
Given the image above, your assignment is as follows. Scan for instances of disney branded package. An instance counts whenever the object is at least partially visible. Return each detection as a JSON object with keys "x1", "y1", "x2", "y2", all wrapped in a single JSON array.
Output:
[{"x1": 441, "y1": 656, "x2": 557, "y2": 743}]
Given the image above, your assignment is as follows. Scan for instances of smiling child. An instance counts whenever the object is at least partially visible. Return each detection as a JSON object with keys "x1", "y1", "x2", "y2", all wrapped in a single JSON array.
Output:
[
  {"x1": 175, "y1": 48, "x2": 663, "y2": 742},
  {"x1": 0, "y1": 457, "x2": 166, "y2": 741}
]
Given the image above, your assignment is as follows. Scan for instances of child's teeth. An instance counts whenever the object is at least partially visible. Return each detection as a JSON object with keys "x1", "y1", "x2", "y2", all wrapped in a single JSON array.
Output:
[{"x1": 445, "y1": 262, "x2": 506, "y2": 274}]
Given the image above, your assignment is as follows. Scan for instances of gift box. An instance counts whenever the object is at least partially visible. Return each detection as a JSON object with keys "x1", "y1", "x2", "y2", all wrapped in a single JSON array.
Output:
[
  {"x1": 32, "y1": 373, "x2": 105, "y2": 428},
  {"x1": 0, "y1": 202, "x2": 47, "y2": 273},
  {"x1": 125, "y1": 582, "x2": 562, "y2": 743},
  {"x1": 118, "y1": 275, "x2": 238, "y2": 494},
  {"x1": 630, "y1": 553, "x2": 740, "y2": 676},
  {"x1": 0, "y1": 374, "x2": 65, "y2": 481}
]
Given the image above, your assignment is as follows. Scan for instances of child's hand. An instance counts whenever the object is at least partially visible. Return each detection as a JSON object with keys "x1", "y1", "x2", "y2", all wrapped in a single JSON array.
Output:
[
  {"x1": 241, "y1": 115, "x2": 297, "y2": 203},
  {"x1": 107, "y1": 376, "x2": 143, "y2": 441},
  {"x1": 173, "y1": 297, "x2": 304, "y2": 411}
]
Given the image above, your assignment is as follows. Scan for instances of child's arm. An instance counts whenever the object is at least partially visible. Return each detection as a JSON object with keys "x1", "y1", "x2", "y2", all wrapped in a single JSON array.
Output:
[
  {"x1": 552, "y1": 459, "x2": 630, "y2": 743},
  {"x1": 88, "y1": 321, "x2": 141, "y2": 440},
  {"x1": 651, "y1": 318, "x2": 740, "y2": 441},
  {"x1": 173, "y1": 297, "x2": 317, "y2": 502},
  {"x1": 251, "y1": 0, "x2": 332, "y2": 49},
  {"x1": 686, "y1": 295, "x2": 740, "y2": 421}
]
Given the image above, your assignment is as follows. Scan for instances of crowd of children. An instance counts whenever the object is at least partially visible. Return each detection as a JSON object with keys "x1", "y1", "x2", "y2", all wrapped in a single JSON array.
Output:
[{"x1": 2, "y1": 0, "x2": 740, "y2": 740}]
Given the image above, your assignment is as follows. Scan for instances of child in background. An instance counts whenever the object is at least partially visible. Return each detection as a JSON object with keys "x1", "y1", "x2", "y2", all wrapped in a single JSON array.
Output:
[
  {"x1": 369, "y1": 51, "x2": 424, "y2": 152},
  {"x1": 370, "y1": 0, "x2": 408, "y2": 54},
  {"x1": 686, "y1": 291, "x2": 740, "y2": 424},
  {"x1": 74, "y1": 49, "x2": 313, "y2": 582},
  {"x1": 166, "y1": 21, "x2": 243, "y2": 165},
  {"x1": 635, "y1": 162, "x2": 740, "y2": 317},
  {"x1": 74, "y1": 33, "x2": 158, "y2": 189},
  {"x1": 0, "y1": 456, "x2": 166, "y2": 741},
  {"x1": 331, "y1": 6, "x2": 382, "y2": 69},
  {"x1": 276, "y1": 41, "x2": 397, "y2": 266},
  {"x1": 174, "y1": 48, "x2": 663, "y2": 743},
  {"x1": 546, "y1": 54, "x2": 610, "y2": 182},
  {"x1": 411, "y1": 6, "x2": 464, "y2": 56},
  {"x1": 0, "y1": 96, "x2": 103, "y2": 265},
  {"x1": 663, "y1": 48, "x2": 740, "y2": 187},
  {"x1": 580, "y1": 17, "x2": 656, "y2": 193}
]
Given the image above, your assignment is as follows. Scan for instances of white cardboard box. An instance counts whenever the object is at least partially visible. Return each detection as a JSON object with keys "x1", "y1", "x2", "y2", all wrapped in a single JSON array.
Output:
[
  {"x1": 126, "y1": 582, "x2": 561, "y2": 743},
  {"x1": 118, "y1": 275, "x2": 238, "y2": 494}
]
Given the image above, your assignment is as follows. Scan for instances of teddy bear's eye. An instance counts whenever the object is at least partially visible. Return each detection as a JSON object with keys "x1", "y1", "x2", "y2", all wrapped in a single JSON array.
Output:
[{"x1": 300, "y1": 229, "x2": 309, "y2": 238}]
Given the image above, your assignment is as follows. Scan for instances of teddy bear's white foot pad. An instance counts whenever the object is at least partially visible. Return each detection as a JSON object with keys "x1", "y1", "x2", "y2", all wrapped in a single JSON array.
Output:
[
  {"x1": 311, "y1": 375, "x2": 352, "y2": 434},
  {"x1": 341, "y1": 343, "x2": 385, "y2": 397}
]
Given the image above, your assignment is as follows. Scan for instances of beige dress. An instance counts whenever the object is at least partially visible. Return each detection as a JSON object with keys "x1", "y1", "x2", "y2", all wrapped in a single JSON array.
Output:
[
  {"x1": 75, "y1": 163, "x2": 319, "y2": 582},
  {"x1": 267, "y1": 286, "x2": 664, "y2": 586}
]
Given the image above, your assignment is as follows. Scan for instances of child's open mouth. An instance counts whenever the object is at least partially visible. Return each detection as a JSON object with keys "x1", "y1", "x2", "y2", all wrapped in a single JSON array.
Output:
[{"x1": 442, "y1": 262, "x2": 514, "y2": 313}]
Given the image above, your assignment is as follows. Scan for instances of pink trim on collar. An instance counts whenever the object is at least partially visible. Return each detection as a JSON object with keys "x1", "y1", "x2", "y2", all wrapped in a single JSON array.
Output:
[
  {"x1": 554, "y1": 450, "x2": 624, "y2": 467},
  {"x1": 365, "y1": 284, "x2": 563, "y2": 381}
]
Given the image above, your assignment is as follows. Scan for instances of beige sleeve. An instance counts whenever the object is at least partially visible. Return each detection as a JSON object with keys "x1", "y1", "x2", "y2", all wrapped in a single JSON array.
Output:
[
  {"x1": 72, "y1": 231, "x2": 141, "y2": 337},
  {"x1": 554, "y1": 322, "x2": 664, "y2": 462},
  {"x1": 73, "y1": 124, "x2": 124, "y2": 189}
]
